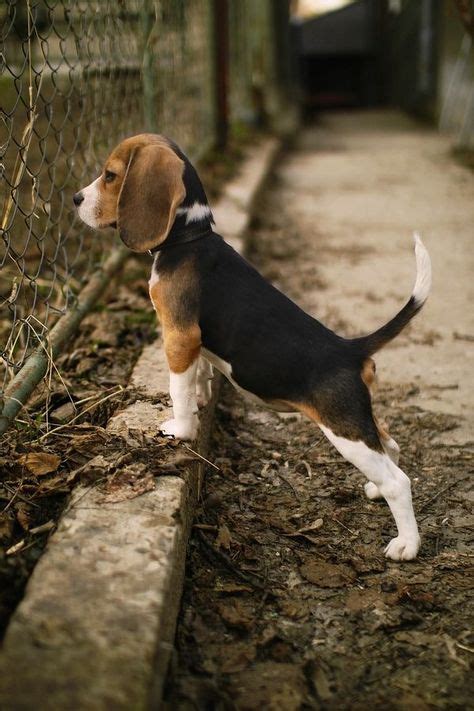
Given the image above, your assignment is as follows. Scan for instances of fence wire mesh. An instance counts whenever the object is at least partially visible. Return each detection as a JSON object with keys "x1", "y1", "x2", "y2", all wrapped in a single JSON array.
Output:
[{"x1": 0, "y1": 0, "x2": 216, "y2": 420}]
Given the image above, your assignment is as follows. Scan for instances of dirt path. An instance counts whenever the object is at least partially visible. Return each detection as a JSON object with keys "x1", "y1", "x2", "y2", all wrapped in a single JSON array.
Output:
[{"x1": 164, "y1": 113, "x2": 473, "y2": 710}]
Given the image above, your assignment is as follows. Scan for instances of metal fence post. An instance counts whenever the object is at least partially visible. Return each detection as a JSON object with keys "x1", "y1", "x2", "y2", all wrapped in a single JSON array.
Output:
[
  {"x1": 212, "y1": 0, "x2": 229, "y2": 149},
  {"x1": 141, "y1": 0, "x2": 158, "y2": 132}
]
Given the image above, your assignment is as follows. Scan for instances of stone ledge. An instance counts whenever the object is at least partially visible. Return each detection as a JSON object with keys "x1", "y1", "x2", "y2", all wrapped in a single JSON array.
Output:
[{"x1": 212, "y1": 137, "x2": 281, "y2": 253}]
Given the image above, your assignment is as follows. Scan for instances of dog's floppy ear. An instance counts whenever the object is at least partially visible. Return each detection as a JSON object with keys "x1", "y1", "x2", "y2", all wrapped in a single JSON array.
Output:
[{"x1": 118, "y1": 143, "x2": 186, "y2": 252}]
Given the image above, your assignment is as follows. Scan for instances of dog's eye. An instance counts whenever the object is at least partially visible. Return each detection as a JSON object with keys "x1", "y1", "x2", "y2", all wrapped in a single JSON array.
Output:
[{"x1": 104, "y1": 170, "x2": 116, "y2": 183}]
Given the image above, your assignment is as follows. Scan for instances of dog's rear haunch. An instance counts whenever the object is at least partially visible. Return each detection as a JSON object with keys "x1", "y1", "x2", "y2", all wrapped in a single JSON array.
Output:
[{"x1": 74, "y1": 133, "x2": 432, "y2": 562}]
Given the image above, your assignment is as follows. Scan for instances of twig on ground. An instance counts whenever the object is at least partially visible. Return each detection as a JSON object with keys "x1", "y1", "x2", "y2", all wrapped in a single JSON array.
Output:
[
  {"x1": 332, "y1": 516, "x2": 357, "y2": 535},
  {"x1": 6, "y1": 540, "x2": 25, "y2": 556},
  {"x1": 274, "y1": 469, "x2": 301, "y2": 500},
  {"x1": 1, "y1": 481, "x2": 40, "y2": 512},
  {"x1": 418, "y1": 476, "x2": 469, "y2": 516},
  {"x1": 299, "y1": 459, "x2": 313, "y2": 480},
  {"x1": 196, "y1": 529, "x2": 267, "y2": 591},
  {"x1": 37, "y1": 387, "x2": 125, "y2": 441},
  {"x1": 73, "y1": 385, "x2": 124, "y2": 407},
  {"x1": 29, "y1": 520, "x2": 55, "y2": 535},
  {"x1": 181, "y1": 444, "x2": 221, "y2": 471},
  {"x1": 300, "y1": 436, "x2": 324, "y2": 458}
]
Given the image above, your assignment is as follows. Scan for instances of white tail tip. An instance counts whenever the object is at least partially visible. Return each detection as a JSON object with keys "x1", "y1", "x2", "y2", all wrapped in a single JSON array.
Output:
[{"x1": 412, "y1": 232, "x2": 432, "y2": 306}]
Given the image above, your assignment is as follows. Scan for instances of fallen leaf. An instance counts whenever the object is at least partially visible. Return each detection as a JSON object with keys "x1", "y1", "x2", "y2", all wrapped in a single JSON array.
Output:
[
  {"x1": 257, "y1": 625, "x2": 279, "y2": 646},
  {"x1": 0, "y1": 513, "x2": 14, "y2": 541},
  {"x1": 100, "y1": 464, "x2": 155, "y2": 502},
  {"x1": 214, "y1": 582, "x2": 253, "y2": 594},
  {"x1": 76, "y1": 357, "x2": 95, "y2": 375},
  {"x1": 286, "y1": 570, "x2": 304, "y2": 590},
  {"x1": 393, "y1": 585, "x2": 435, "y2": 608},
  {"x1": 312, "y1": 663, "x2": 332, "y2": 701},
  {"x1": 218, "y1": 599, "x2": 255, "y2": 629},
  {"x1": 84, "y1": 454, "x2": 110, "y2": 475},
  {"x1": 165, "y1": 450, "x2": 200, "y2": 467},
  {"x1": 297, "y1": 518, "x2": 323, "y2": 533},
  {"x1": 221, "y1": 641, "x2": 256, "y2": 673},
  {"x1": 215, "y1": 523, "x2": 232, "y2": 550},
  {"x1": 278, "y1": 599, "x2": 311, "y2": 620},
  {"x1": 394, "y1": 631, "x2": 437, "y2": 646},
  {"x1": 349, "y1": 547, "x2": 386, "y2": 574},
  {"x1": 300, "y1": 560, "x2": 356, "y2": 587},
  {"x1": 345, "y1": 588, "x2": 383, "y2": 612},
  {"x1": 18, "y1": 452, "x2": 61, "y2": 476},
  {"x1": 6, "y1": 540, "x2": 25, "y2": 556},
  {"x1": 233, "y1": 662, "x2": 306, "y2": 710},
  {"x1": 89, "y1": 312, "x2": 121, "y2": 346},
  {"x1": 15, "y1": 503, "x2": 31, "y2": 531},
  {"x1": 284, "y1": 518, "x2": 324, "y2": 543},
  {"x1": 37, "y1": 473, "x2": 70, "y2": 495}
]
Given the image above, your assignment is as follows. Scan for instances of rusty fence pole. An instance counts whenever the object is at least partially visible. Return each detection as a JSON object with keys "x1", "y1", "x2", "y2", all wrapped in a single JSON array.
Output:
[
  {"x1": 212, "y1": 0, "x2": 229, "y2": 149},
  {"x1": 141, "y1": 0, "x2": 158, "y2": 132}
]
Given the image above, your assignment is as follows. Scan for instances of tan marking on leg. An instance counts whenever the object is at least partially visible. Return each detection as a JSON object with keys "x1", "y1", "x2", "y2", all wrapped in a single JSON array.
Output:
[
  {"x1": 149, "y1": 280, "x2": 163, "y2": 321},
  {"x1": 282, "y1": 401, "x2": 322, "y2": 423},
  {"x1": 375, "y1": 417, "x2": 391, "y2": 442},
  {"x1": 164, "y1": 325, "x2": 201, "y2": 373},
  {"x1": 361, "y1": 357, "x2": 376, "y2": 391},
  {"x1": 149, "y1": 258, "x2": 198, "y2": 328}
]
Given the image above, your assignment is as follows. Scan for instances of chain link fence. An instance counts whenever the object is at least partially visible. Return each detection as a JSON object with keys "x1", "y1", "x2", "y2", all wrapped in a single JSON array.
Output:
[{"x1": 1, "y1": 0, "x2": 290, "y2": 434}]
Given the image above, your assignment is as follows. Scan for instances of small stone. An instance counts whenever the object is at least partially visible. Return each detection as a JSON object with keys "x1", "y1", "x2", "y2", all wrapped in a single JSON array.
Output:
[
  {"x1": 50, "y1": 402, "x2": 76, "y2": 424},
  {"x1": 204, "y1": 492, "x2": 222, "y2": 509}
]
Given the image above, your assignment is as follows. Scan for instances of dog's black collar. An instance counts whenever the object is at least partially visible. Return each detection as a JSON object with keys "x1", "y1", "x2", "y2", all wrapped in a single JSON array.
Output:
[{"x1": 148, "y1": 224, "x2": 213, "y2": 255}]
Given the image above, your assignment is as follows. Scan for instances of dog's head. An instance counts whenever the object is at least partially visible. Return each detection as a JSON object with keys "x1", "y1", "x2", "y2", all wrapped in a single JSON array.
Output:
[{"x1": 73, "y1": 134, "x2": 210, "y2": 252}]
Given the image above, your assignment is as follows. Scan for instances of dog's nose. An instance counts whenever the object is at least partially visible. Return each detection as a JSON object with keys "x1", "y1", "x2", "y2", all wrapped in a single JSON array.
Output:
[{"x1": 73, "y1": 192, "x2": 84, "y2": 207}]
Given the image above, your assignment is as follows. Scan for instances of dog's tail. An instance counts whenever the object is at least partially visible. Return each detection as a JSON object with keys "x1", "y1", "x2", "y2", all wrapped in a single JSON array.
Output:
[{"x1": 349, "y1": 233, "x2": 432, "y2": 357}]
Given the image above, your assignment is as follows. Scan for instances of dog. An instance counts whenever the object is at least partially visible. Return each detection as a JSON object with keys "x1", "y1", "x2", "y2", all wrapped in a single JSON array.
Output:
[{"x1": 74, "y1": 133, "x2": 431, "y2": 561}]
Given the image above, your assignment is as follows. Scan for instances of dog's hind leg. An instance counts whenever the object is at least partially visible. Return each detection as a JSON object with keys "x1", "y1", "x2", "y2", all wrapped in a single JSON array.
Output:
[
  {"x1": 360, "y1": 359, "x2": 400, "y2": 497},
  {"x1": 365, "y1": 420, "x2": 400, "y2": 499},
  {"x1": 291, "y1": 382, "x2": 419, "y2": 560},
  {"x1": 377, "y1": 419, "x2": 400, "y2": 465},
  {"x1": 319, "y1": 423, "x2": 420, "y2": 560}
]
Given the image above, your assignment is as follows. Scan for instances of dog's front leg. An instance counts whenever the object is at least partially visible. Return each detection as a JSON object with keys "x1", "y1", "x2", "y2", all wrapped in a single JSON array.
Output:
[{"x1": 160, "y1": 327, "x2": 201, "y2": 441}]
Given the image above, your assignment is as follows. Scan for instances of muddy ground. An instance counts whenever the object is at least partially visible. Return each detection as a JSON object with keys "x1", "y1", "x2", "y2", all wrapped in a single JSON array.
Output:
[{"x1": 164, "y1": 114, "x2": 473, "y2": 710}]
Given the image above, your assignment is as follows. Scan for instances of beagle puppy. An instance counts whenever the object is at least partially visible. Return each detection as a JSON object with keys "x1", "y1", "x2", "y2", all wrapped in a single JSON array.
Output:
[{"x1": 74, "y1": 133, "x2": 432, "y2": 562}]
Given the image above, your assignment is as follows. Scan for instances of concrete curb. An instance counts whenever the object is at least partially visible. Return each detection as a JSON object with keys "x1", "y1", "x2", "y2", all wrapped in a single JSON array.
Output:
[{"x1": 0, "y1": 137, "x2": 282, "y2": 710}]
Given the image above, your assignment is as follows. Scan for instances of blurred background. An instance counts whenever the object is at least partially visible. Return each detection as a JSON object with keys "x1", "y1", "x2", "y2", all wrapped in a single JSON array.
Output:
[
  {"x1": 291, "y1": 0, "x2": 473, "y2": 140},
  {"x1": 0, "y1": 0, "x2": 473, "y2": 431}
]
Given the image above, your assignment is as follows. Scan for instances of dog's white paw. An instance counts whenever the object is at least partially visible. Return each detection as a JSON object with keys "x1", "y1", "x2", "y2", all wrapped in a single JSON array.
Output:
[
  {"x1": 384, "y1": 534, "x2": 421, "y2": 561},
  {"x1": 196, "y1": 379, "x2": 213, "y2": 408},
  {"x1": 160, "y1": 417, "x2": 198, "y2": 441},
  {"x1": 364, "y1": 482, "x2": 383, "y2": 500}
]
